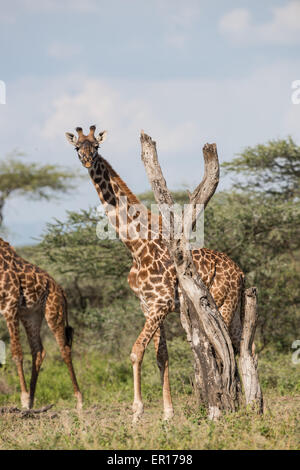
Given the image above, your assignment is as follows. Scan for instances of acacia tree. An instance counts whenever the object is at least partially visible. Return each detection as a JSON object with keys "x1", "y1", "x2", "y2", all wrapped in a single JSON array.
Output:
[
  {"x1": 0, "y1": 151, "x2": 79, "y2": 226},
  {"x1": 222, "y1": 136, "x2": 300, "y2": 199}
]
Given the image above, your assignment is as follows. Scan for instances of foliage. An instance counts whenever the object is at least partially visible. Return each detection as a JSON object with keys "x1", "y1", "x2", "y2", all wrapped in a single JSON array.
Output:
[
  {"x1": 204, "y1": 191, "x2": 300, "y2": 349},
  {"x1": 34, "y1": 208, "x2": 135, "y2": 347},
  {"x1": 222, "y1": 136, "x2": 300, "y2": 199},
  {"x1": 40, "y1": 208, "x2": 131, "y2": 282},
  {"x1": 217, "y1": 137, "x2": 300, "y2": 349},
  {"x1": 139, "y1": 190, "x2": 189, "y2": 207},
  {"x1": 0, "y1": 151, "x2": 79, "y2": 226}
]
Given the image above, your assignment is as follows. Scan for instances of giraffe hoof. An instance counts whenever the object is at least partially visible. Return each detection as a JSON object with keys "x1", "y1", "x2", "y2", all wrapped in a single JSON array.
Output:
[
  {"x1": 132, "y1": 402, "x2": 144, "y2": 423},
  {"x1": 132, "y1": 412, "x2": 143, "y2": 424},
  {"x1": 21, "y1": 392, "x2": 30, "y2": 409},
  {"x1": 76, "y1": 392, "x2": 83, "y2": 411},
  {"x1": 163, "y1": 408, "x2": 174, "y2": 421}
]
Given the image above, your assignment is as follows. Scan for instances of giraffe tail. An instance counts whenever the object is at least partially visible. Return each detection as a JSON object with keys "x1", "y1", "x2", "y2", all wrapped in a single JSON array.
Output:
[
  {"x1": 65, "y1": 325, "x2": 74, "y2": 348},
  {"x1": 62, "y1": 290, "x2": 74, "y2": 348}
]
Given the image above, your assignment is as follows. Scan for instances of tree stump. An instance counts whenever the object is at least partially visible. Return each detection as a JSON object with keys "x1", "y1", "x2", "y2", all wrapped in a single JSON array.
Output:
[{"x1": 239, "y1": 287, "x2": 264, "y2": 413}]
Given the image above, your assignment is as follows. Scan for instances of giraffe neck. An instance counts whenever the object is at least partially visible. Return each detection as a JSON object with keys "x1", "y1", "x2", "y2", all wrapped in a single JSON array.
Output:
[{"x1": 88, "y1": 154, "x2": 151, "y2": 256}]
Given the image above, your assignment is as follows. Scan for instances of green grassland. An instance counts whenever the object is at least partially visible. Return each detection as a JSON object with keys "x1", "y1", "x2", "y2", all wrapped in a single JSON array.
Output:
[{"x1": 0, "y1": 333, "x2": 299, "y2": 450}]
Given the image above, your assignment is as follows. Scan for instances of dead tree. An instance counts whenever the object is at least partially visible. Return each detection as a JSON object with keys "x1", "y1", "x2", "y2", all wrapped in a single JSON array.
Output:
[
  {"x1": 240, "y1": 288, "x2": 263, "y2": 413},
  {"x1": 140, "y1": 131, "x2": 242, "y2": 419}
]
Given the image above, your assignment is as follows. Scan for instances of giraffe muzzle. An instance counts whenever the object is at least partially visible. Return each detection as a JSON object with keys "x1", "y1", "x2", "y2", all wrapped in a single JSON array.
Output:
[{"x1": 80, "y1": 156, "x2": 93, "y2": 168}]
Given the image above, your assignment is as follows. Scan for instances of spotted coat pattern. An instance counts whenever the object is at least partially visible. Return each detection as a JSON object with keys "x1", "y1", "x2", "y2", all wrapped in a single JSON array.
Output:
[{"x1": 0, "y1": 238, "x2": 82, "y2": 409}]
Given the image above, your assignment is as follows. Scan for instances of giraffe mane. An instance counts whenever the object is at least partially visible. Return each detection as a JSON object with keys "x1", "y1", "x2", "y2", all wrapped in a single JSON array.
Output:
[
  {"x1": 100, "y1": 156, "x2": 142, "y2": 206},
  {"x1": 0, "y1": 238, "x2": 12, "y2": 249},
  {"x1": 97, "y1": 155, "x2": 163, "y2": 238}
]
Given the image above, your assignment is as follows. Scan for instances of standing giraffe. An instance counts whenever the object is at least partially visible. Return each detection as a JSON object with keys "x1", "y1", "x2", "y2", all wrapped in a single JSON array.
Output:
[
  {"x1": 66, "y1": 125, "x2": 244, "y2": 422},
  {"x1": 0, "y1": 238, "x2": 82, "y2": 410}
]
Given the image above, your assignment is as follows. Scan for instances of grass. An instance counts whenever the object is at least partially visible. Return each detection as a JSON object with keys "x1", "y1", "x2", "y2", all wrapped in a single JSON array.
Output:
[{"x1": 0, "y1": 336, "x2": 299, "y2": 450}]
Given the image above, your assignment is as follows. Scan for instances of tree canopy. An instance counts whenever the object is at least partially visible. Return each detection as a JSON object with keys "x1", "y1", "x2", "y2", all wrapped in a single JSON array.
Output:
[
  {"x1": 222, "y1": 136, "x2": 300, "y2": 199},
  {"x1": 0, "y1": 151, "x2": 79, "y2": 226}
]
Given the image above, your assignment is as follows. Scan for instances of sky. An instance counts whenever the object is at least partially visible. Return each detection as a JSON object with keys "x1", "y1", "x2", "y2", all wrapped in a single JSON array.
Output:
[{"x1": 0, "y1": 0, "x2": 300, "y2": 245}]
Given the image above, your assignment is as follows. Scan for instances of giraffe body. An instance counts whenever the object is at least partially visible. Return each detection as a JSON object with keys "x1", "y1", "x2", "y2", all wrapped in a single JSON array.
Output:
[
  {"x1": 0, "y1": 238, "x2": 82, "y2": 409},
  {"x1": 66, "y1": 126, "x2": 244, "y2": 422},
  {"x1": 128, "y1": 242, "x2": 244, "y2": 346}
]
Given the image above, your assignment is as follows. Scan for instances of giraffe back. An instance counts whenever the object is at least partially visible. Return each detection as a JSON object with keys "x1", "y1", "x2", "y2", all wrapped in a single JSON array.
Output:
[{"x1": 0, "y1": 238, "x2": 66, "y2": 314}]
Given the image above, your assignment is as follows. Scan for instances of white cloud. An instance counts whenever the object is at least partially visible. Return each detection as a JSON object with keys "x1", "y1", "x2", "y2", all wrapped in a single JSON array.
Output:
[
  {"x1": 35, "y1": 60, "x2": 300, "y2": 179},
  {"x1": 219, "y1": 1, "x2": 300, "y2": 45},
  {"x1": 41, "y1": 78, "x2": 201, "y2": 160}
]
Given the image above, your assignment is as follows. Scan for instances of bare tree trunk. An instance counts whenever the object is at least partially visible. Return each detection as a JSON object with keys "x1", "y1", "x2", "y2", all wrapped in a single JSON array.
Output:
[
  {"x1": 140, "y1": 131, "x2": 242, "y2": 419},
  {"x1": 239, "y1": 287, "x2": 263, "y2": 413}
]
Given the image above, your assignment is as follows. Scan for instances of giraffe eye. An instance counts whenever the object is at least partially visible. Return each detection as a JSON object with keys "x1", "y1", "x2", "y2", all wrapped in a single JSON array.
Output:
[{"x1": 75, "y1": 147, "x2": 79, "y2": 151}]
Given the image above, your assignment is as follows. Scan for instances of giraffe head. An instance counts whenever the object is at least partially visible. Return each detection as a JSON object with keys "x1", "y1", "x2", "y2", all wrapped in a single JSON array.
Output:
[{"x1": 65, "y1": 125, "x2": 107, "y2": 168}]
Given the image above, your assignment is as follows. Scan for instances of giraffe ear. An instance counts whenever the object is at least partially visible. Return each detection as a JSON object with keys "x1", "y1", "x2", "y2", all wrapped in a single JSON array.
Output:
[
  {"x1": 65, "y1": 132, "x2": 78, "y2": 146},
  {"x1": 96, "y1": 130, "x2": 108, "y2": 145}
]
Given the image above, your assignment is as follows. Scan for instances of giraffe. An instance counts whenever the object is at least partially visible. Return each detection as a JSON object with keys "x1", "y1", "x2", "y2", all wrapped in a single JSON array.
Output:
[
  {"x1": 65, "y1": 125, "x2": 245, "y2": 422},
  {"x1": 0, "y1": 237, "x2": 82, "y2": 410}
]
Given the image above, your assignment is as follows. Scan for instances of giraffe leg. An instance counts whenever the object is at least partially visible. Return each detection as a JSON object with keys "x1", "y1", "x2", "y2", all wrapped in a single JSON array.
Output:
[
  {"x1": 20, "y1": 310, "x2": 45, "y2": 409},
  {"x1": 4, "y1": 306, "x2": 29, "y2": 408},
  {"x1": 45, "y1": 300, "x2": 82, "y2": 410},
  {"x1": 218, "y1": 295, "x2": 242, "y2": 354},
  {"x1": 130, "y1": 309, "x2": 168, "y2": 423},
  {"x1": 153, "y1": 324, "x2": 174, "y2": 421},
  {"x1": 225, "y1": 302, "x2": 243, "y2": 355}
]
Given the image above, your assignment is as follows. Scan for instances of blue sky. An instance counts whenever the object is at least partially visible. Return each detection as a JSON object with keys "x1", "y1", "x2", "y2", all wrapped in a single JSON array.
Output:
[{"x1": 0, "y1": 0, "x2": 300, "y2": 245}]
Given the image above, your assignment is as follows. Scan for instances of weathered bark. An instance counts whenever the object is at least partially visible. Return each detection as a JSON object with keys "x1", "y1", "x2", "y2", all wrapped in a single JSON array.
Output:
[
  {"x1": 140, "y1": 131, "x2": 241, "y2": 419},
  {"x1": 179, "y1": 301, "x2": 206, "y2": 405},
  {"x1": 239, "y1": 287, "x2": 263, "y2": 413}
]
